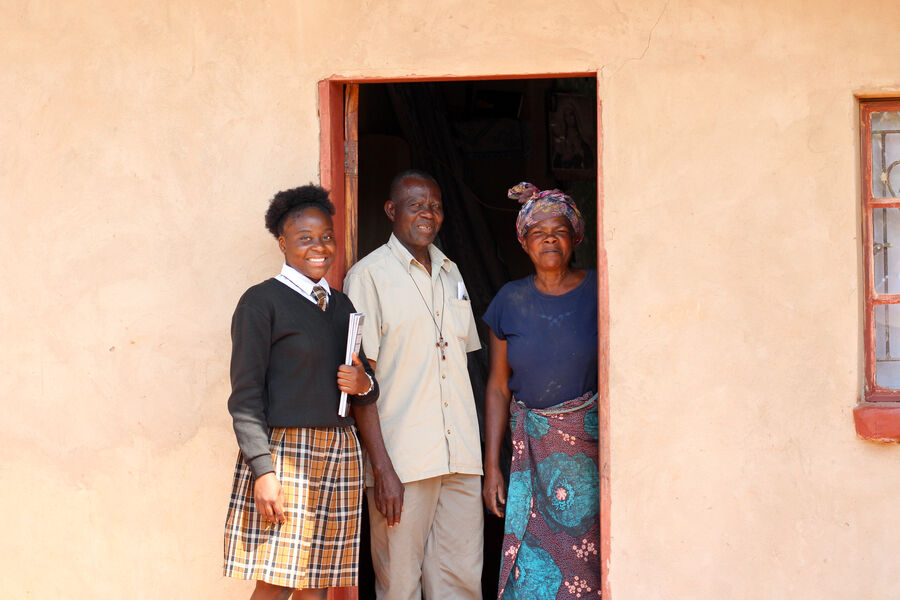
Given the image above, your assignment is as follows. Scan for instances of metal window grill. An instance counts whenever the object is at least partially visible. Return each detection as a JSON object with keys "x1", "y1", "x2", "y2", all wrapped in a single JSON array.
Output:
[{"x1": 874, "y1": 128, "x2": 900, "y2": 364}]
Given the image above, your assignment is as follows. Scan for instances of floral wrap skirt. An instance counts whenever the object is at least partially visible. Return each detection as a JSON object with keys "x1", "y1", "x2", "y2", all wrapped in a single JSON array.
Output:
[{"x1": 498, "y1": 392, "x2": 601, "y2": 600}]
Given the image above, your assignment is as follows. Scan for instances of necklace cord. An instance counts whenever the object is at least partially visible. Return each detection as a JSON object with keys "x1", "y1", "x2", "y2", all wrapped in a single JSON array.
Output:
[{"x1": 405, "y1": 266, "x2": 447, "y2": 358}]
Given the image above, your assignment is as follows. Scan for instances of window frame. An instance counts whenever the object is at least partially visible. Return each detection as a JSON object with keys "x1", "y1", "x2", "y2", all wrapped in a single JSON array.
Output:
[{"x1": 861, "y1": 98, "x2": 900, "y2": 401}]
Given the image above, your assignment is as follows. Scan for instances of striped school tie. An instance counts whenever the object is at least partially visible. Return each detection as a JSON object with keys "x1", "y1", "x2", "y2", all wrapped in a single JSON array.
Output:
[{"x1": 311, "y1": 285, "x2": 328, "y2": 311}]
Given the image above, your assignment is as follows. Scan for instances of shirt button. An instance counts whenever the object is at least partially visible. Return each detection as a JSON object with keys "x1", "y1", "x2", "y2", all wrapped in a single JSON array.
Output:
[
  {"x1": 436, "y1": 311, "x2": 440, "y2": 316},
  {"x1": 441, "y1": 374, "x2": 446, "y2": 379},
  {"x1": 447, "y1": 429, "x2": 451, "y2": 435},
  {"x1": 443, "y1": 402, "x2": 448, "y2": 407}
]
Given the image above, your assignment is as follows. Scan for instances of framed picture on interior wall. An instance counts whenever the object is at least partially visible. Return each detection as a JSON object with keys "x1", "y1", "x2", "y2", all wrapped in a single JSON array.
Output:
[{"x1": 548, "y1": 93, "x2": 596, "y2": 180}]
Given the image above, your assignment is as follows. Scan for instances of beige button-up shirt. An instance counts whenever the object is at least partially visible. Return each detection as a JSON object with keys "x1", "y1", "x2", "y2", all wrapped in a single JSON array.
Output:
[{"x1": 344, "y1": 234, "x2": 482, "y2": 486}]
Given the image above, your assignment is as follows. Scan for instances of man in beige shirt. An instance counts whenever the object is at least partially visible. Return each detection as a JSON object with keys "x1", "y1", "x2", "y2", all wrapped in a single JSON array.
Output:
[{"x1": 344, "y1": 170, "x2": 483, "y2": 600}]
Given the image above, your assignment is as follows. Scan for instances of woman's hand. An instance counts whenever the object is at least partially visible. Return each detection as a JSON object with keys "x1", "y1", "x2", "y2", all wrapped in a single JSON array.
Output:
[
  {"x1": 337, "y1": 353, "x2": 371, "y2": 395},
  {"x1": 482, "y1": 463, "x2": 506, "y2": 518},
  {"x1": 253, "y1": 472, "x2": 286, "y2": 524},
  {"x1": 483, "y1": 331, "x2": 511, "y2": 519}
]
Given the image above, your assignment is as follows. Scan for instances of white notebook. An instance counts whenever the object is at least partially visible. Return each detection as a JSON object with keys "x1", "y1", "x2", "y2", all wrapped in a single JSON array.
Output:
[{"x1": 339, "y1": 312, "x2": 365, "y2": 417}]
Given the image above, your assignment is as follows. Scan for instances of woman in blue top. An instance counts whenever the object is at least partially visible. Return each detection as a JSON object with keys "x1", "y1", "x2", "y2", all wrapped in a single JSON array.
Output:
[{"x1": 482, "y1": 182, "x2": 600, "y2": 600}]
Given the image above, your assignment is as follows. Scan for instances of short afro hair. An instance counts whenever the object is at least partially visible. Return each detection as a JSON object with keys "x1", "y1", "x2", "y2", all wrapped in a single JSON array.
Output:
[{"x1": 264, "y1": 185, "x2": 335, "y2": 238}]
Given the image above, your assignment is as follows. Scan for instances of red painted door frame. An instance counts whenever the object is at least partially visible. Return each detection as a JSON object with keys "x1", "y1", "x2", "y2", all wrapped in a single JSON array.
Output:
[{"x1": 318, "y1": 74, "x2": 611, "y2": 600}]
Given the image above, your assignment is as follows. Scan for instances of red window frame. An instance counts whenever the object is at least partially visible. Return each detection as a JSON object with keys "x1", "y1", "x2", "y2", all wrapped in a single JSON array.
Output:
[{"x1": 861, "y1": 98, "x2": 900, "y2": 401}]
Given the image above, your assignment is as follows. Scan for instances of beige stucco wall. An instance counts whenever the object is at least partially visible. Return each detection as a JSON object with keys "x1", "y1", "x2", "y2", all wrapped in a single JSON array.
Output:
[{"x1": 2, "y1": 0, "x2": 899, "y2": 598}]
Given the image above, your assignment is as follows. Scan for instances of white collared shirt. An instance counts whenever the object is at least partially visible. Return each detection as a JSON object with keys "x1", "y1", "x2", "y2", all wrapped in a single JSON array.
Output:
[{"x1": 275, "y1": 263, "x2": 330, "y2": 306}]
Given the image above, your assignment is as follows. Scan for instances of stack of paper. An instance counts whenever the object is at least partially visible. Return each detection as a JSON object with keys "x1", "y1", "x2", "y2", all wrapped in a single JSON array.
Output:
[{"x1": 339, "y1": 312, "x2": 365, "y2": 417}]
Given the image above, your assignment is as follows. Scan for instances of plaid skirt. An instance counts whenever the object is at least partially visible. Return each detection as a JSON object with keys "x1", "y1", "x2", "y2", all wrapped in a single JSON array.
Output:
[{"x1": 223, "y1": 426, "x2": 363, "y2": 589}]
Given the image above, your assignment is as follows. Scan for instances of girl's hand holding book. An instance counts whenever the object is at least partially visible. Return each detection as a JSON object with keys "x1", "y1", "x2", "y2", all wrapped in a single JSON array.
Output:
[{"x1": 337, "y1": 353, "x2": 371, "y2": 396}]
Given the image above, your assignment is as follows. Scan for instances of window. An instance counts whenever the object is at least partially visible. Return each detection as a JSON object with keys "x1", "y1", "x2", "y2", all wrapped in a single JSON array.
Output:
[
  {"x1": 856, "y1": 99, "x2": 900, "y2": 441},
  {"x1": 862, "y1": 99, "x2": 900, "y2": 399}
]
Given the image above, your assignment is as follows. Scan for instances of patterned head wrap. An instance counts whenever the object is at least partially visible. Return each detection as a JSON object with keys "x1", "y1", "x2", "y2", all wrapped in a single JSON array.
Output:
[{"x1": 509, "y1": 182, "x2": 585, "y2": 246}]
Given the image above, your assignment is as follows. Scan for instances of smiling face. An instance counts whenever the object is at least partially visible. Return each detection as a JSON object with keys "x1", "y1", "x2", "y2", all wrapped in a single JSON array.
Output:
[
  {"x1": 385, "y1": 176, "x2": 444, "y2": 261},
  {"x1": 522, "y1": 215, "x2": 575, "y2": 271},
  {"x1": 278, "y1": 206, "x2": 336, "y2": 281}
]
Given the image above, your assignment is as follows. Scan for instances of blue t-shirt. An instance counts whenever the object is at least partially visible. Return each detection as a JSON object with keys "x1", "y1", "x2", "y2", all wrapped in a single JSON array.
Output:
[{"x1": 482, "y1": 270, "x2": 598, "y2": 409}]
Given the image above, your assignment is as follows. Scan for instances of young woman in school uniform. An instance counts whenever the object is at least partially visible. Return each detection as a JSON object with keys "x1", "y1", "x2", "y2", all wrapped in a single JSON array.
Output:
[{"x1": 223, "y1": 185, "x2": 378, "y2": 600}]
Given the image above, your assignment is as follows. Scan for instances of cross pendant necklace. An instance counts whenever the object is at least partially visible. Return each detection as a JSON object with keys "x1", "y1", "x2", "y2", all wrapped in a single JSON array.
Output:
[
  {"x1": 435, "y1": 336, "x2": 448, "y2": 360},
  {"x1": 407, "y1": 269, "x2": 447, "y2": 361}
]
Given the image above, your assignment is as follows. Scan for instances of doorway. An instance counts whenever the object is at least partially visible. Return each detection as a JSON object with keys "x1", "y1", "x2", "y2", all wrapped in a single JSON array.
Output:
[{"x1": 320, "y1": 74, "x2": 604, "y2": 600}]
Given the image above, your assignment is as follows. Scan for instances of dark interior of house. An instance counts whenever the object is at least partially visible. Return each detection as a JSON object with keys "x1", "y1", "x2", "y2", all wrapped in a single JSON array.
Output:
[{"x1": 354, "y1": 76, "x2": 598, "y2": 598}]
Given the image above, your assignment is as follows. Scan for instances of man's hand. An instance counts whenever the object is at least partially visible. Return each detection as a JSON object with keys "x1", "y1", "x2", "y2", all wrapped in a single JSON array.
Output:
[{"x1": 373, "y1": 466, "x2": 404, "y2": 527}]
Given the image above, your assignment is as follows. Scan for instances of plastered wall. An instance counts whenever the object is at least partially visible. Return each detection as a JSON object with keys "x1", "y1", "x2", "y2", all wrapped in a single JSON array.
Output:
[{"x1": 2, "y1": 1, "x2": 900, "y2": 598}]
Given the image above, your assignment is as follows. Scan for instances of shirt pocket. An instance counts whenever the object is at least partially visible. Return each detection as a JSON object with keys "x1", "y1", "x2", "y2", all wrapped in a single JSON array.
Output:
[{"x1": 447, "y1": 298, "x2": 473, "y2": 342}]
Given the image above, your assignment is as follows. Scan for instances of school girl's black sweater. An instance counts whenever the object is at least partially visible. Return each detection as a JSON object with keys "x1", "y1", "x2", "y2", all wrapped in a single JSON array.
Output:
[{"x1": 227, "y1": 278, "x2": 378, "y2": 478}]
